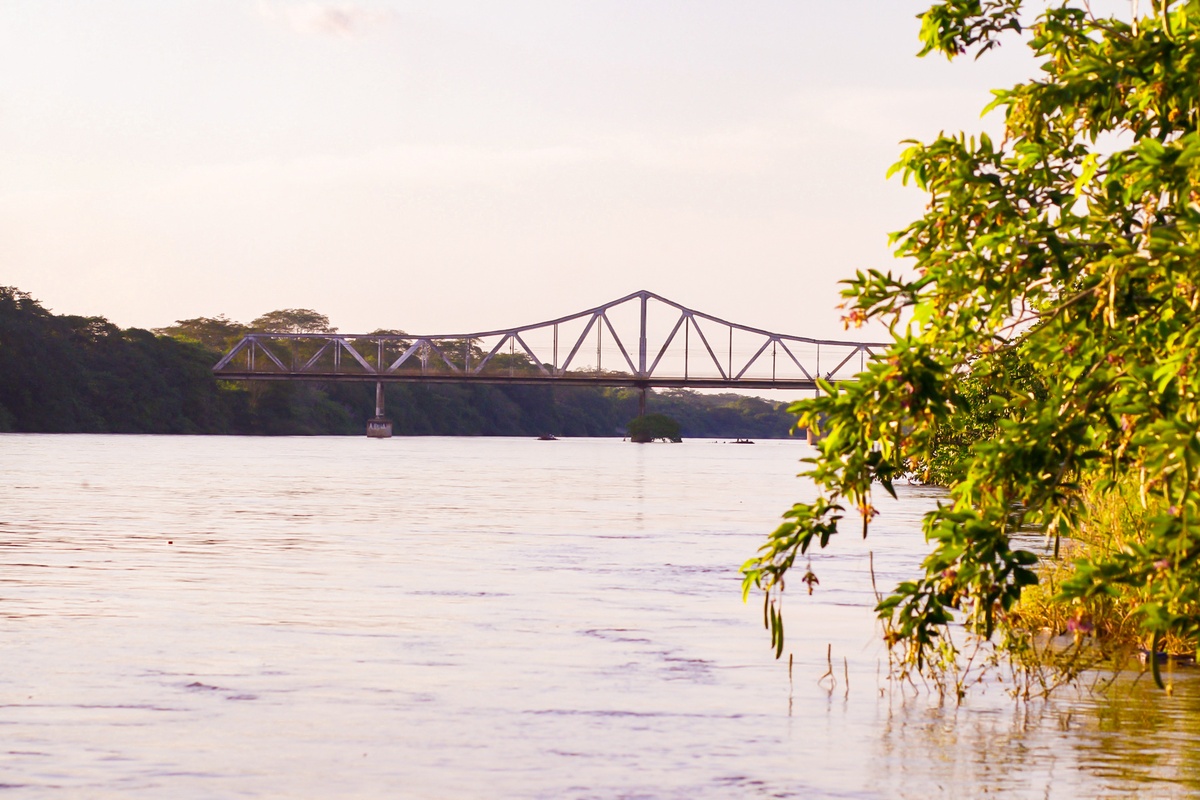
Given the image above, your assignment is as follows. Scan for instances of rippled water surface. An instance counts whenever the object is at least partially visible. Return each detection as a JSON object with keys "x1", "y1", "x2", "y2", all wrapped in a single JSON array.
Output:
[{"x1": 2, "y1": 434, "x2": 1200, "y2": 798}]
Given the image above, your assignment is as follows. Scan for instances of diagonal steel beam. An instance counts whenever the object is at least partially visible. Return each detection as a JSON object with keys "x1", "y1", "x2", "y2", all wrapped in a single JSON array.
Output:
[
  {"x1": 386, "y1": 340, "x2": 424, "y2": 372},
  {"x1": 776, "y1": 340, "x2": 813, "y2": 381},
  {"x1": 825, "y1": 345, "x2": 866, "y2": 378},
  {"x1": 734, "y1": 336, "x2": 775, "y2": 380},
  {"x1": 420, "y1": 339, "x2": 461, "y2": 373},
  {"x1": 252, "y1": 338, "x2": 289, "y2": 372},
  {"x1": 300, "y1": 340, "x2": 335, "y2": 372},
  {"x1": 559, "y1": 313, "x2": 600, "y2": 373},
  {"x1": 601, "y1": 312, "x2": 638, "y2": 375},
  {"x1": 647, "y1": 312, "x2": 687, "y2": 377},
  {"x1": 337, "y1": 338, "x2": 378, "y2": 373},
  {"x1": 687, "y1": 314, "x2": 728, "y2": 380},
  {"x1": 474, "y1": 334, "x2": 512, "y2": 373},
  {"x1": 513, "y1": 332, "x2": 551, "y2": 375},
  {"x1": 213, "y1": 338, "x2": 252, "y2": 371}
]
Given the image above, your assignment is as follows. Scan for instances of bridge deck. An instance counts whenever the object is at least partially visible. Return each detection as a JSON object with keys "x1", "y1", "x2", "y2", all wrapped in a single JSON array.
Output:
[{"x1": 213, "y1": 371, "x2": 822, "y2": 391}]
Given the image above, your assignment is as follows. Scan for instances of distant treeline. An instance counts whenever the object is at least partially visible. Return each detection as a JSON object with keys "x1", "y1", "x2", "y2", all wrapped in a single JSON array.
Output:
[{"x1": 0, "y1": 287, "x2": 802, "y2": 438}]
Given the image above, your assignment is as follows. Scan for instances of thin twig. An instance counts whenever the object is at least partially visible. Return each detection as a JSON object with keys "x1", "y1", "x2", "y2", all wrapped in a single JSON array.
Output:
[{"x1": 818, "y1": 643, "x2": 836, "y2": 692}]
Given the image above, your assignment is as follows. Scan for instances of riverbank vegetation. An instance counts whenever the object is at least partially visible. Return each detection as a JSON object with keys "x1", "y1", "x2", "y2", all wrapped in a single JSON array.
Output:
[
  {"x1": 743, "y1": 0, "x2": 1200, "y2": 692},
  {"x1": 0, "y1": 287, "x2": 797, "y2": 439}
]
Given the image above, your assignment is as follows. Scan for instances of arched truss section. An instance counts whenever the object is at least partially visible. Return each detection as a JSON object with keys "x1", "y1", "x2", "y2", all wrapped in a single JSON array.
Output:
[{"x1": 213, "y1": 290, "x2": 889, "y2": 390}]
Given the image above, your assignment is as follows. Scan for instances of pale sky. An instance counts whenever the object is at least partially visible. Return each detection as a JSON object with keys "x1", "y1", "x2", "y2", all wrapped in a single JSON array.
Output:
[{"x1": 1, "y1": 1, "x2": 1043, "y2": 341}]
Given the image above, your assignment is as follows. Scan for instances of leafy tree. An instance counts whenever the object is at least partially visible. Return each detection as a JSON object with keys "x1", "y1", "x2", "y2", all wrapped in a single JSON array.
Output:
[
  {"x1": 155, "y1": 315, "x2": 247, "y2": 352},
  {"x1": 249, "y1": 309, "x2": 336, "y2": 334},
  {"x1": 743, "y1": 0, "x2": 1200, "y2": 684}
]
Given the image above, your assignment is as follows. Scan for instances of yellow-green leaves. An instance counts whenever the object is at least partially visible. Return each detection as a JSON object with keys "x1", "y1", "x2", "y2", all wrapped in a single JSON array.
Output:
[{"x1": 747, "y1": 0, "x2": 1200, "y2": 684}]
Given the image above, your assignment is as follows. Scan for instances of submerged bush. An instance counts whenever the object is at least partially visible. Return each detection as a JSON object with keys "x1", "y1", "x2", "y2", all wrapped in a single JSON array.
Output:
[{"x1": 628, "y1": 413, "x2": 682, "y2": 443}]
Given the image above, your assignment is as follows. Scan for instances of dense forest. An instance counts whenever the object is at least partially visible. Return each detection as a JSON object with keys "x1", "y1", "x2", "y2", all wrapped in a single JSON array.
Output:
[{"x1": 0, "y1": 287, "x2": 801, "y2": 438}]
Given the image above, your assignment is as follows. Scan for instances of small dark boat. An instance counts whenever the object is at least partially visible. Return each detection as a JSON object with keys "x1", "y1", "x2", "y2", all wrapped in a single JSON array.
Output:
[
  {"x1": 1138, "y1": 648, "x2": 1196, "y2": 666},
  {"x1": 732, "y1": 438, "x2": 755, "y2": 444},
  {"x1": 537, "y1": 434, "x2": 558, "y2": 441}
]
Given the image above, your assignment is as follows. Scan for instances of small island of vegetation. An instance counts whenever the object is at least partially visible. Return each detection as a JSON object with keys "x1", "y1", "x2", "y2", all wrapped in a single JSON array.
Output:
[{"x1": 627, "y1": 413, "x2": 682, "y2": 443}]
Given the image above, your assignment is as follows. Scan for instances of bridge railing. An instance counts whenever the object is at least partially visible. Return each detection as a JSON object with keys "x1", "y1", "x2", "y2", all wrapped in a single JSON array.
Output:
[{"x1": 213, "y1": 290, "x2": 890, "y2": 389}]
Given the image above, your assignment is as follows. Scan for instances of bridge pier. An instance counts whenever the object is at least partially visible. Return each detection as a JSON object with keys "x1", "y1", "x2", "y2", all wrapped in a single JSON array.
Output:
[{"x1": 367, "y1": 381, "x2": 393, "y2": 438}]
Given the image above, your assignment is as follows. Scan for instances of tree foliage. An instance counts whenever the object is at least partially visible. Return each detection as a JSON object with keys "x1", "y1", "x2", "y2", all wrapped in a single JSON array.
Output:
[
  {"x1": 0, "y1": 287, "x2": 800, "y2": 440},
  {"x1": 0, "y1": 288, "x2": 240, "y2": 433},
  {"x1": 743, "y1": 0, "x2": 1200, "y2": 682},
  {"x1": 628, "y1": 413, "x2": 682, "y2": 443},
  {"x1": 154, "y1": 315, "x2": 247, "y2": 352},
  {"x1": 249, "y1": 309, "x2": 336, "y2": 334}
]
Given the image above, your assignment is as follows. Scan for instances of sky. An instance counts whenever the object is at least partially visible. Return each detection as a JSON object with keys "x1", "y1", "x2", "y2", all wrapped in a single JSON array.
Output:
[{"x1": 0, "y1": 1, "x2": 1048, "y2": 341}]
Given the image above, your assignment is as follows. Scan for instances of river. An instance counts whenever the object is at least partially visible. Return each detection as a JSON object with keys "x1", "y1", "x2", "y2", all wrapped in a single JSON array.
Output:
[{"x1": 1, "y1": 434, "x2": 1198, "y2": 798}]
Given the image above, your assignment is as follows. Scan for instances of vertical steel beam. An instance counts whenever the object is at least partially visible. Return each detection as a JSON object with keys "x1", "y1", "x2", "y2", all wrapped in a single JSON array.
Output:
[
  {"x1": 684, "y1": 318, "x2": 689, "y2": 380},
  {"x1": 638, "y1": 292, "x2": 648, "y2": 377}
]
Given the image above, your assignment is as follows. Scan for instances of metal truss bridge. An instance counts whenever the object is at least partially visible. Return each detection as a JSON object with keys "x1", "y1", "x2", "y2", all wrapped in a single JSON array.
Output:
[
  {"x1": 213, "y1": 289, "x2": 889, "y2": 397},
  {"x1": 213, "y1": 290, "x2": 888, "y2": 393}
]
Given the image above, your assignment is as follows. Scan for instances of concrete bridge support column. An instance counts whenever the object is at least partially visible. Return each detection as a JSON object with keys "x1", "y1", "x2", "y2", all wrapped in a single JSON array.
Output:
[{"x1": 367, "y1": 381, "x2": 393, "y2": 438}]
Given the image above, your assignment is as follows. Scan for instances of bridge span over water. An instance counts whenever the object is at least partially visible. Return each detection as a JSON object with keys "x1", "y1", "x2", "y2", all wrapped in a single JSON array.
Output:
[{"x1": 212, "y1": 290, "x2": 889, "y2": 436}]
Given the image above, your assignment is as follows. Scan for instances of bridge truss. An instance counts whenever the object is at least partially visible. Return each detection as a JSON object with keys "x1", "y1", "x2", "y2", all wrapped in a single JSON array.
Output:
[{"x1": 213, "y1": 290, "x2": 888, "y2": 392}]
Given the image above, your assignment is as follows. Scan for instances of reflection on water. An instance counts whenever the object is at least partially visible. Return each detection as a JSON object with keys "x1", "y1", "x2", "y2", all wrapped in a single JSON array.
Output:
[
  {"x1": 869, "y1": 675, "x2": 1200, "y2": 798},
  {"x1": 0, "y1": 434, "x2": 1197, "y2": 798}
]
